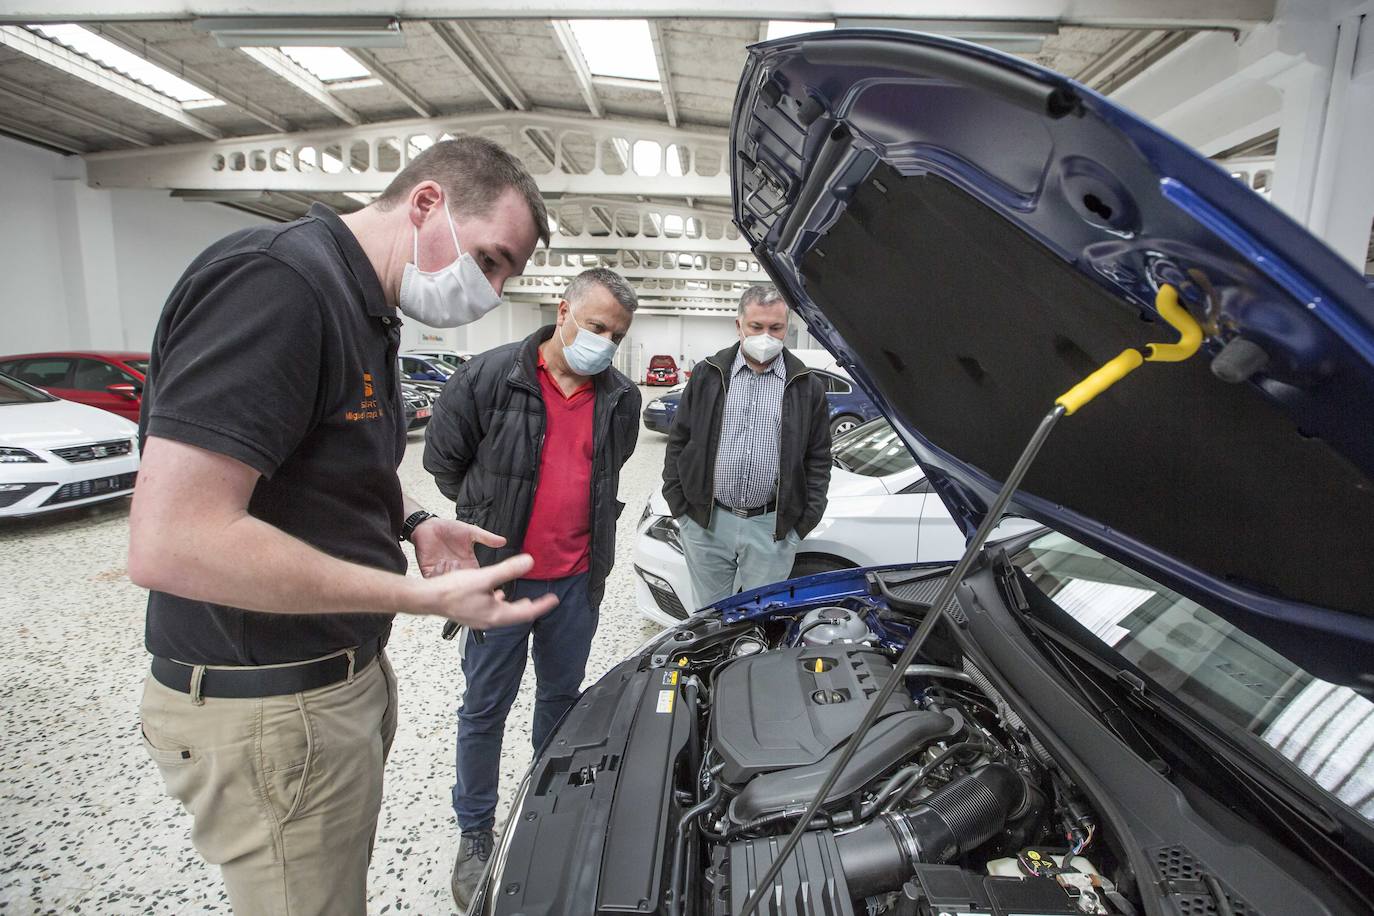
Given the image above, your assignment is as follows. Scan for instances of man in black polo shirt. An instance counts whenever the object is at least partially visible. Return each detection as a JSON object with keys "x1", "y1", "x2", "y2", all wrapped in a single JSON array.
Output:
[{"x1": 128, "y1": 137, "x2": 557, "y2": 915}]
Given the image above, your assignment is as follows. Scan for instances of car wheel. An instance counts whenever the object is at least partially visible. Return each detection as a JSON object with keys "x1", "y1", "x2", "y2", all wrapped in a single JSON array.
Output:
[
  {"x1": 789, "y1": 555, "x2": 856, "y2": 579},
  {"x1": 829, "y1": 414, "x2": 861, "y2": 438}
]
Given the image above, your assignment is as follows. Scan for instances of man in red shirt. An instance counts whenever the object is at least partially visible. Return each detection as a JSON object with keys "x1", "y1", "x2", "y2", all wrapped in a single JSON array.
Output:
[{"x1": 422, "y1": 268, "x2": 640, "y2": 908}]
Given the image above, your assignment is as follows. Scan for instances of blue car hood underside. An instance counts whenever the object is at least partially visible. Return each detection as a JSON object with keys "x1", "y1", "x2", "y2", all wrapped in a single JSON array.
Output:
[{"x1": 730, "y1": 30, "x2": 1374, "y2": 688}]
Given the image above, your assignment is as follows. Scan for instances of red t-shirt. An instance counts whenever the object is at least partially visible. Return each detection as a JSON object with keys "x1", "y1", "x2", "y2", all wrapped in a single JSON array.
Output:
[{"x1": 522, "y1": 352, "x2": 596, "y2": 579}]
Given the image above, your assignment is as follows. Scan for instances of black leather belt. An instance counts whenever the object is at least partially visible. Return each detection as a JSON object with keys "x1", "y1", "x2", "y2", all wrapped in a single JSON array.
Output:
[
  {"x1": 714, "y1": 498, "x2": 777, "y2": 519},
  {"x1": 151, "y1": 638, "x2": 382, "y2": 699}
]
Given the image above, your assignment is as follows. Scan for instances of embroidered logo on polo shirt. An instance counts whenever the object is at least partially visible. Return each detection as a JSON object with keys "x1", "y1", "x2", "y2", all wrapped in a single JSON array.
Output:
[{"x1": 346, "y1": 371, "x2": 384, "y2": 422}]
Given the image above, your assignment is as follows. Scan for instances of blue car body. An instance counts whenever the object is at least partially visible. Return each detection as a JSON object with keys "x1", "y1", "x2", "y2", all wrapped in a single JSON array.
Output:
[
  {"x1": 641, "y1": 368, "x2": 882, "y2": 435},
  {"x1": 473, "y1": 29, "x2": 1374, "y2": 916},
  {"x1": 732, "y1": 28, "x2": 1374, "y2": 692}
]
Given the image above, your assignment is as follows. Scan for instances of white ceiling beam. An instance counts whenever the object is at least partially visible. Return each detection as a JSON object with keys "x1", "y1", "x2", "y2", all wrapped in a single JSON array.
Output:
[
  {"x1": 239, "y1": 46, "x2": 363, "y2": 126},
  {"x1": 550, "y1": 234, "x2": 748, "y2": 253},
  {"x1": 91, "y1": 24, "x2": 290, "y2": 132},
  {"x1": 448, "y1": 21, "x2": 529, "y2": 111},
  {"x1": 0, "y1": 26, "x2": 222, "y2": 139},
  {"x1": 0, "y1": 112, "x2": 90, "y2": 153},
  {"x1": 0, "y1": 74, "x2": 155, "y2": 146},
  {"x1": 525, "y1": 262, "x2": 761, "y2": 284},
  {"x1": 1109, "y1": 25, "x2": 1298, "y2": 155},
  {"x1": 347, "y1": 47, "x2": 435, "y2": 117},
  {"x1": 3, "y1": 2, "x2": 1277, "y2": 29},
  {"x1": 81, "y1": 110, "x2": 734, "y2": 198},
  {"x1": 648, "y1": 19, "x2": 679, "y2": 128},
  {"x1": 424, "y1": 21, "x2": 501, "y2": 110},
  {"x1": 550, "y1": 20, "x2": 603, "y2": 118}
]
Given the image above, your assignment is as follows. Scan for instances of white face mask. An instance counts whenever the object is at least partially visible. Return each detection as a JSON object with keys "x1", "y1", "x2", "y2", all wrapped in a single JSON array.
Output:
[
  {"x1": 741, "y1": 332, "x2": 785, "y2": 364},
  {"x1": 560, "y1": 306, "x2": 618, "y2": 376},
  {"x1": 397, "y1": 204, "x2": 501, "y2": 328}
]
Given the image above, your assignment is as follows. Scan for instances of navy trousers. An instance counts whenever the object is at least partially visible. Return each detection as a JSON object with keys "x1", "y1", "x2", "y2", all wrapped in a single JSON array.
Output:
[{"x1": 452, "y1": 571, "x2": 598, "y2": 831}]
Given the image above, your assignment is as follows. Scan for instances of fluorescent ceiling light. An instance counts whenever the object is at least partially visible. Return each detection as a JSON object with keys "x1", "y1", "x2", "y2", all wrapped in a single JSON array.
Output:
[
  {"x1": 766, "y1": 21, "x2": 835, "y2": 41},
  {"x1": 568, "y1": 20, "x2": 658, "y2": 82},
  {"x1": 281, "y1": 46, "x2": 370, "y2": 82},
  {"x1": 195, "y1": 17, "x2": 404, "y2": 49},
  {"x1": 171, "y1": 189, "x2": 267, "y2": 202},
  {"x1": 833, "y1": 18, "x2": 1056, "y2": 54},
  {"x1": 28, "y1": 24, "x2": 216, "y2": 103}
]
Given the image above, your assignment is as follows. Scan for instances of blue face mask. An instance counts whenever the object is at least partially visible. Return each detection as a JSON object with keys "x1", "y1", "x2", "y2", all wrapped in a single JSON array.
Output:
[{"x1": 559, "y1": 307, "x2": 618, "y2": 376}]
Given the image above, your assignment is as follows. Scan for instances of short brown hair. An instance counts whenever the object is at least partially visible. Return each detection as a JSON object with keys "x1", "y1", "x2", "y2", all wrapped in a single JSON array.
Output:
[{"x1": 376, "y1": 136, "x2": 550, "y2": 247}]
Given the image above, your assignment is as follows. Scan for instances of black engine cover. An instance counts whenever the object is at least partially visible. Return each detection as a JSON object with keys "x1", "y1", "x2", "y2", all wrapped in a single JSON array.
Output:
[{"x1": 712, "y1": 647, "x2": 914, "y2": 784}]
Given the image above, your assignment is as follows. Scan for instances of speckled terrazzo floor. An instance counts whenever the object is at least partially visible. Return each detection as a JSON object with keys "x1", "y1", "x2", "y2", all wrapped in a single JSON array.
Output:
[{"x1": 0, "y1": 388, "x2": 668, "y2": 914}]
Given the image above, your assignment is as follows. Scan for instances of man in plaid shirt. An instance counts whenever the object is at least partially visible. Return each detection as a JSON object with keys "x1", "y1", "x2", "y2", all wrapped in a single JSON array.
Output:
[{"x1": 662, "y1": 285, "x2": 832, "y2": 607}]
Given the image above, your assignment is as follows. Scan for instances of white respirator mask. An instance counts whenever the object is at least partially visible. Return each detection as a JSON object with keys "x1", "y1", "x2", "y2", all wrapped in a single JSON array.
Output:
[
  {"x1": 397, "y1": 204, "x2": 501, "y2": 328},
  {"x1": 741, "y1": 333, "x2": 785, "y2": 364}
]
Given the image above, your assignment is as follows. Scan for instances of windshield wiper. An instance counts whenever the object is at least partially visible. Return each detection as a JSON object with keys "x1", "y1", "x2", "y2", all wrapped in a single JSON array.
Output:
[{"x1": 831, "y1": 454, "x2": 852, "y2": 471}]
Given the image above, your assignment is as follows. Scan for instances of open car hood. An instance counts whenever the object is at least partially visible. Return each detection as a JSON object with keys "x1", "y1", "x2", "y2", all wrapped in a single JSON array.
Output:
[{"x1": 731, "y1": 29, "x2": 1374, "y2": 688}]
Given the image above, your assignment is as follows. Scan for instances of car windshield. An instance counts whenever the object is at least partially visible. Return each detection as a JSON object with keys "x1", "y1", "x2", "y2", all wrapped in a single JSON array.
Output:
[
  {"x1": 124, "y1": 359, "x2": 149, "y2": 374},
  {"x1": 0, "y1": 372, "x2": 55, "y2": 405},
  {"x1": 831, "y1": 419, "x2": 917, "y2": 477},
  {"x1": 1014, "y1": 530, "x2": 1374, "y2": 824}
]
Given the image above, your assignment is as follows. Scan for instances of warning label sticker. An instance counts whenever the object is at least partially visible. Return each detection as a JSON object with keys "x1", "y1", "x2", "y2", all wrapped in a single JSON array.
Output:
[
  {"x1": 662, "y1": 670, "x2": 679, "y2": 686},
  {"x1": 656, "y1": 689, "x2": 675, "y2": 714}
]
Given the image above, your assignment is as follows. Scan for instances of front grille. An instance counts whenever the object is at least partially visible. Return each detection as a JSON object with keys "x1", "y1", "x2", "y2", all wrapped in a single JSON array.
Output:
[
  {"x1": 649, "y1": 583, "x2": 688, "y2": 620},
  {"x1": 42, "y1": 472, "x2": 137, "y2": 506},
  {"x1": 51, "y1": 439, "x2": 133, "y2": 463}
]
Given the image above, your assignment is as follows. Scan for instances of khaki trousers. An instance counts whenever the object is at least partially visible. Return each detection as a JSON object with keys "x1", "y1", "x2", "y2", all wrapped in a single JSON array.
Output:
[{"x1": 140, "y1": 651, "x2": 398, "y2": 915}]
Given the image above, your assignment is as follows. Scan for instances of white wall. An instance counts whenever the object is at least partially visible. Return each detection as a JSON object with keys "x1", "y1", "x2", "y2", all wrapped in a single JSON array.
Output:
[
  {"x1": 107, "y1": 188, "x2": 266, "y2": 350},
  {"x1": 614, "y1": 309, "x2": 825, "y2": 382},
  {"x1": 0, "y1": 135, "x2": 266, "y2": 354},
  {"x1": 0, "y1": 137, "x2": 78, "y2": 351},
  {"x1": 0, "y1": 135, "x2": 559, "y2": 360}
]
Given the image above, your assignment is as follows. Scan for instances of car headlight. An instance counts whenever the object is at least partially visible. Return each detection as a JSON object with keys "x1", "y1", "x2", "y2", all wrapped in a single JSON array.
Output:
[
  {"x1": 0, "y1": 447, "x2": 44, "y2": 463},
  {"x1": 645, "y1": 516, "x2": 683, "y2": 553}
]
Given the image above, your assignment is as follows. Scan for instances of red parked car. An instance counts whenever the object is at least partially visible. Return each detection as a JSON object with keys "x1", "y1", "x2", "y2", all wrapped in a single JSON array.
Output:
[
  {"x1": 645, "y1": 354, "x2": 679, "y2": 386},
  {"x1": 0, "y1": 351, "x2": 148, "y2": 421}
]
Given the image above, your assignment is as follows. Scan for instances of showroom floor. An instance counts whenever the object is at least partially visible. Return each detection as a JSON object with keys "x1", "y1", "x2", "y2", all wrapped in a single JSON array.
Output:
[{"x1": 0, "y1": 388, "x2": 668, "y2": 914}]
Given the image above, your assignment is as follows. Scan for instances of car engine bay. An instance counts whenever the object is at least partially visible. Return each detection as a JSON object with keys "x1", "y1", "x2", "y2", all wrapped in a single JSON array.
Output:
[{"x1": 657, "y1": 595, "x2": 1129, "y2": 916}]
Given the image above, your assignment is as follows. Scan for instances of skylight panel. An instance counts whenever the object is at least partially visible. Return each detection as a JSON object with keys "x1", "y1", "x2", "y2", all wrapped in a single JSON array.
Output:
[
  {"x1": 765, "y1": 20, "x2": 835, "y2": 41},
  {"x1": 29, "y1": 24, "x2": 215, "y2": 103},
  {"x1": 568, "y1": 20, "x2": 658, "y2": 82},
  {"x1": 280, "y1": 46, "x2": 370, "y2": 82}
]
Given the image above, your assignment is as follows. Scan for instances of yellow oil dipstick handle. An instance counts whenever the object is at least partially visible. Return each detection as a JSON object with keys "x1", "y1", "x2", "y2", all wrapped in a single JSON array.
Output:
[{"x1": 1054, "y1": 284, "x2": 1203, "y2": 415}]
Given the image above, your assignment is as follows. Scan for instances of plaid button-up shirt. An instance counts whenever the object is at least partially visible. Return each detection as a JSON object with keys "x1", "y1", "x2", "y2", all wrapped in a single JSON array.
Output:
[{"x1": 713, "y1": 347, "x2": 787, "y2": 509}]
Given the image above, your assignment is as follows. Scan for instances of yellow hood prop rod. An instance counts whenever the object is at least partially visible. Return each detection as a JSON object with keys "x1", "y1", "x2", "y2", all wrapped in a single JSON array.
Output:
[{"x1": 737, "y1": 285, "x2": 1203, "y2": 916}]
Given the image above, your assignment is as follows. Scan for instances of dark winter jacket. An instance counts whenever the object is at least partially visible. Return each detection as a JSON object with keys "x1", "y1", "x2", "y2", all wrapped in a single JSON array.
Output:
[
  {"x1": 423, "y1": 326, "x2": 640, "y2": 606},
  {"x1": 662, "y1": 343, "x2": 830, "y2": 540}
]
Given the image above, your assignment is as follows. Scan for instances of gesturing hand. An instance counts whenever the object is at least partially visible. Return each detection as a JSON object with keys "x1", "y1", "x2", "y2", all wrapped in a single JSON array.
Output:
[
  {"x1": 409, "y1": 553, "x2": 558, "y2": 630},
  {"x1": 411, "y1": 518, "x2": 506, "y2": 578}
]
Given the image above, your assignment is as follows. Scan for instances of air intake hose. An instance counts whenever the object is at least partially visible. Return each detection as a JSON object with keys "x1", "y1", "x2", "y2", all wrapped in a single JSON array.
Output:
[{"x1": 835, "y1": 763, "x2": 1029, "y2": 898}]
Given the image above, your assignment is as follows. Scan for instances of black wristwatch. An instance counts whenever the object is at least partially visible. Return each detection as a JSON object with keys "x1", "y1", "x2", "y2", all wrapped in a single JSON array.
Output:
[{"x1": 400, "y1": 509, "x2": 437, "y2": 543}]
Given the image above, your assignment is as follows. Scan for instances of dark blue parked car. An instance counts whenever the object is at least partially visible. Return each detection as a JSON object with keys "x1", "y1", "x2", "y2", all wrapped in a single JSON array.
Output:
[
  {"x1": 398, "y1": 353, "x2": 454, "y2": 384},
  {"x1": 642, "y1": 364, "x2": 879, "y2": 437}
]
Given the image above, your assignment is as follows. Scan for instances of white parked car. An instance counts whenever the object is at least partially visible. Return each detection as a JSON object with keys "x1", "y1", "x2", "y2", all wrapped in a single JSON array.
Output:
[
  {"x1": 633, "y1": 418, "x2": 1037, "y2": 627},
  {"x1": 0, "y1": 372, "x2": 141, "y2": 518}
]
